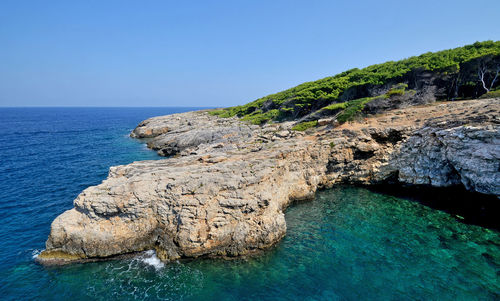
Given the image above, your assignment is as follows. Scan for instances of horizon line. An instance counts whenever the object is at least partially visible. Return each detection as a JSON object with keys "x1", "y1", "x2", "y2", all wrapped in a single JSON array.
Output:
[{"x1": 0, "y1": 106, "x2": 219, "y2": 108}]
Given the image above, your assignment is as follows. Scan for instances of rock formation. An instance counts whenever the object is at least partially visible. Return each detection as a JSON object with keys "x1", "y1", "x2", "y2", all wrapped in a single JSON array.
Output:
[{"x1": 37, "y1": 98, "x2": 500, "y2": 264}]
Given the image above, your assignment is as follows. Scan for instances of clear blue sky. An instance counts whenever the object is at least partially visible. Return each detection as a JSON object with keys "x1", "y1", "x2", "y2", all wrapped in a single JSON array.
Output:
[{"x1": 1, "y1": 0, "x2": 499, "y2": 107}]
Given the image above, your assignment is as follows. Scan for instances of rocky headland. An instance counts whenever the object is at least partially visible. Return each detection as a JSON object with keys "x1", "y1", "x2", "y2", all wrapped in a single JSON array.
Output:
[
  {"x1": 37, "y1": 98, "x2": 500, "y2": 264},
  {"x1": 37, "y1": 42, "x2": 500, "y2": 264}
]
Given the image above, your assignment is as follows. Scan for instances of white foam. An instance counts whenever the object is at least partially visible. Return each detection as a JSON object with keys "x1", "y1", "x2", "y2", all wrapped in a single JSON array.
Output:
[
  {"x1": 32, "y1": 249, "x2": 42, "y2": 259},
  {"x1": 139, "y1": 250, "x2": 165, "y2": 270}
]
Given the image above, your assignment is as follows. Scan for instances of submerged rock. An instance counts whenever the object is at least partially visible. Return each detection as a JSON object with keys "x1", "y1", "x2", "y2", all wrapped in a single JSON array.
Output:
[{"x1": 38, "y1": 98, "x2": 500, "y2": 264}]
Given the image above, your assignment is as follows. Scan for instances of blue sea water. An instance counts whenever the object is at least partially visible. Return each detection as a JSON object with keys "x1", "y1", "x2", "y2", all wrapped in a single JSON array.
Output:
[{"x1": 0, "y1": 108, "x2": 499, "y2": 300}]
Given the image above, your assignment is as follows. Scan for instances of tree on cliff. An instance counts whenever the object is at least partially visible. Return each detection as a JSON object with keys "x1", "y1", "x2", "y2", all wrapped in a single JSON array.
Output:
[{"x1": 477, "y1": 56, "x2": 500, "y2": 92}]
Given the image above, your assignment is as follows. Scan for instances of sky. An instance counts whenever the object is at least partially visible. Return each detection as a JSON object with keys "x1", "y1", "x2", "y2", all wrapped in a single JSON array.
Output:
[{"x1": 1, "y1": 0, "x2": 499, "y2": 107}]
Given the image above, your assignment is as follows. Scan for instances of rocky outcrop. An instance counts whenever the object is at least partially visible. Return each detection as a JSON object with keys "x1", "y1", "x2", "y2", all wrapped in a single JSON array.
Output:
[
  {"x1": 384, "y1": 124, "x2": 499, "y2": 195},
  {"x1": 37, "y1": 98, "x2": 500, "y2": 264},
  {"x1": 39, "y1": 135, "x2": 328, "y2": 263},
  {"x1": 131, "y1": 111, "x2": 263, "y2": 156}
]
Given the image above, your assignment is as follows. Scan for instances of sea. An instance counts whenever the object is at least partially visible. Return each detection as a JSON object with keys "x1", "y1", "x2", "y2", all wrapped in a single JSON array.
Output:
[{"x1": 0, "y1": 107, "x2": 498, "y2": 300}]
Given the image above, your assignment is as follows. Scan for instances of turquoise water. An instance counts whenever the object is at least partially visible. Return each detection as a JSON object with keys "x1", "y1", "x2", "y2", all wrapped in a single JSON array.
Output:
[{"x1": 0, "y1": 108, "x2": 499, "y2": 300}]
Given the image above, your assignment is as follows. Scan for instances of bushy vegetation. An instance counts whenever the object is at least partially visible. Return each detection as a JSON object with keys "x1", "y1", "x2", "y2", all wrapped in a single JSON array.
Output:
[
  {"x1": 385, "y1": 83, "x2": 408, "y2": 97},
  {"x1": 211, "y1": 41, "x2": 500, "y2": 124},
  {"x1": 336, "y1": 97, "x2": 374, "y2": 123},
  {"x1": 291, "y1": 120, "x2": 318, "y2": 131},
  {"x1": 240, "y1": 109, "x2": 280, "y2": 125},
  {"x1": 322, "y1": 102, "x2": 348, "y2": 111}
]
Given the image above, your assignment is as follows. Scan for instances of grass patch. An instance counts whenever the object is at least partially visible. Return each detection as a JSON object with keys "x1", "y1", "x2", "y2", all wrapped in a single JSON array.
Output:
[
  {"x1": 479, "y1": 87, "x2": 500, "y2": 98},
  {"x1": 208, "y1": 109, "x2": 233, "y2": 118}
]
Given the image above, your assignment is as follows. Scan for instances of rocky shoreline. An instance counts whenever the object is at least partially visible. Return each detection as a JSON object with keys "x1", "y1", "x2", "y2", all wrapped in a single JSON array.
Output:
[{"x1": 37, "y1": 98, "x2": 500, "y2": 265}]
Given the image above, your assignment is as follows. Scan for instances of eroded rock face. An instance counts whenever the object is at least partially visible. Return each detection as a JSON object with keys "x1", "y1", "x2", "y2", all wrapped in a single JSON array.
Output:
[
  {"x1": 38, "y1": 99, "x2": 500, "y2": 264},
  {"x1": 41, "y1": 141, "x2": 329, "y2": 263},
  {"x1": 385, "y1": 125, "x2": 499, "y2": 194}
]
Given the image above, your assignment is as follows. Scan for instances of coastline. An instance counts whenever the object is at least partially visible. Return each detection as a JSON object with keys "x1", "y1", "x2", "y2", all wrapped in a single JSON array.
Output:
[{"x1": 37, "y1": 98, "x2": 500, "y2": 265}]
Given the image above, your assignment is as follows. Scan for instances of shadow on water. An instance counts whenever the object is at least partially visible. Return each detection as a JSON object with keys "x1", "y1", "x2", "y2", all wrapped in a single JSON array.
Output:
[{"x1": 365, "y1": 184, "x2": 500, "y2": 231}]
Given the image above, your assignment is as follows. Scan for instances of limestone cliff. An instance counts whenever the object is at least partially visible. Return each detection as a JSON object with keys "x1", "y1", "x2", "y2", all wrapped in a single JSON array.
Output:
[{"x1": 37, "y1": 99, "x2": 499, "y2": 264}]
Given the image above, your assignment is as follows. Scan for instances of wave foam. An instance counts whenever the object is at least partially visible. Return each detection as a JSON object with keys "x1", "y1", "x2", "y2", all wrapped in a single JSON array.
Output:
[
  {"x1": 32, "y1": 249, "x2": 42, "y2": 259},
  {"x1": 138, "y1": 250, "x2": 165, "y2": 270}
]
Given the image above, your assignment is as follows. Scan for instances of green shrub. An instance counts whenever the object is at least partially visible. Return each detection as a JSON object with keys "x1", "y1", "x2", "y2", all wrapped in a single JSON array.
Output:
[
  {"x1": 240, "y1": 109, "x2": 280, "y2": 125},
  {"x1": 386, "y1": 89, "x2": 405, "y2": 97},
  {"x1": 386, "y1": 83, "x2": 408, "y2": 97},
  {"x1": 291, "y1": 120, "x2": 318, "y2": 131},
  {"x1": 323, "y1": 102, "x2": 348, "y2": 111},
  {"x1": 336, "y1": 97, "x2": 373, "y2": 123}
]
